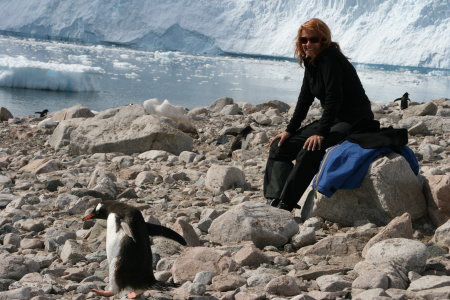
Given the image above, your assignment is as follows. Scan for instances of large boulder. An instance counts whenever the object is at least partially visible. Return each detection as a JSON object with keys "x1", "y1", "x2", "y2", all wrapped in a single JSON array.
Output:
[
  {"x1": 208, "y1": 202, "x2": 299, "y2": 248},
  {"x1": 51, "y1": 104, "x2": 94, "y2": 121},
  {"x1": 49, "y1": 105, "x2": 193, "y2": 155},
  {"x1": 204, "y1": 165, "x2": 248, "y2": 193},
  {"x1": 399, "y1": 116, "x2": 450, "y2": 135},
  {"x1": 402, "y1": 101, "x2": 438, "y2": 118},
  {"x1": 300, "y1": 153, "x2": 427, "y2": 226}
]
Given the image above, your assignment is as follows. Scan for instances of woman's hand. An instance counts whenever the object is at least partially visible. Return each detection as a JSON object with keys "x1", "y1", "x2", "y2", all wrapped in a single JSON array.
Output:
[
  {"x1": 269, "y1": 131, "x2": 291, "y2": 147},
  {"x1": 303, "y1": 135, "x2": 324, "y2": 151}
]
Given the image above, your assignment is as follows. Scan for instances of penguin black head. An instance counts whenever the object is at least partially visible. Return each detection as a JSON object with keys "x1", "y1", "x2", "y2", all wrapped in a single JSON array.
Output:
[
  {"x1": 82, "y1": 203, "x2": 108, "y2": 221},
  {"x1": 403, "y1": 92, "x2": 409, "y2": 97}
]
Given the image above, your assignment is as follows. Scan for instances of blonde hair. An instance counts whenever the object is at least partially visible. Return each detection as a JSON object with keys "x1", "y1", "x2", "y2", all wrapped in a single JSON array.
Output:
[{"x1": 294, "y1": 18, "x2": 341, "y2": 66}]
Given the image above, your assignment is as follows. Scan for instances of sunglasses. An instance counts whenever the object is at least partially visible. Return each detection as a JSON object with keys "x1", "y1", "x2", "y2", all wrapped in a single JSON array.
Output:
[{"x1": 299, "y1": 37, "x2": 322, "y2": 44}]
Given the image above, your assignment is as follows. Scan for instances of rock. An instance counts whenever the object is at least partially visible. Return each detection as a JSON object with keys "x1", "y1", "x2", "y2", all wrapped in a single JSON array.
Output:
[
  {"x1": 354, "y1": 260, "x2": 409, "y2": 289},
  {"x1": 135, "y1": 171, "x2": 157, "y2": 186},
  {"x1": 0, "y1": 107, "x2": 13, "y2": 121},
  {"x1": 291, "y1": 226, "x2": 316, "y2": 249},
  {"x1": 402, "y1": 101, "x2": 438, "y2": 118},
  {"x1": 265, "y1": 275, "x2": 303, "y2": 296},
  {"x1": 424, "y1": 174, "x2": 450, "y2": 227},
  {"x1": 37, "y1": 118, "x2": 58, "y2": 129},
  {"x1": 0, "y1": 253, "x2": 40, "y2": 280},
  {"x1": 138, "y1": 149, "x2": 171, "y2": 161},
  {"x1": 208, "y1": 202, "x2": 298, "y2": 248},
  {"x1": 20, "y1": 238, "x2": 44, "y2": 250},
  {"x1": 51, "y1": 104, "x2": 94, "y2": 121},
  {"x1": 18, "y1": 158, "x2": 61, "y2": 174},
  {"x1": 171, "y1": 247, "x2": 223, "y2": 283},
  {"x1": 251, "y1": 112, "x2": 271, "y2": 125},
  {"x1": 220, "y1": 104, "x2": 241, "y2": 115},
  {"x1": 204, "y1": 165, "x2": 247, "y2": 193},
  {"x1": 408, "y1": 121, "x2": 428, "y2": 135},
  {"x1": 300, "y1": 153, "x2": 427, "y2": 226},
  {"x1": 211, "y1": 274, "x2": 246, "y2": 292},
  {"x1": 408, "y1": 275, "x2": 450, "y2": 291},
  {"x1": 47, "y1": 118, "x2": 84, "y2": 150},
  {"x1": 352, "y1": 288, "x2": 389, "y2": 300},
  {"x1": 255, "y1": 100, "x2": 290, "y2": 113},
  {"x1": 415, "y1": 286, "x2": 450, "y2": 299},
  {"x1": 233, "y1": 244, "x2": 270, "y2": 267},
  {"x1": 433, "y1": 219, "x2": 450, "y2": 249},
  {"x1": 352, "y1": 271, "x2": 389, "y2": 289},
  {"x1": 14, "y1": 219, "x2": 45, "y2": 232},
  {"x1": 399, "y1": 116, "x2": 450, "y2": 135},
  {"x1": 188, "y1": 282, "x2": 206, "y2": 295},
  {"x1": 4, "y1": 233, "x2": 21, "y2": 248},
  {"x1": 179, "y1": 151, "x2": 197, "y2": 163},
  {"x1": 365, "y1": 238, "x2": 427, "y2": 273},
  {"x1": 197, "y1": 218, "x2": 212, "y2": 233},
  {"x1": 247, "y1": 273, "x2": 277, "y2": 287},
  {"x1": 172, "y1": 218, "x2": 201, "y2": 246},
  {"x1": 209, "y1": 97, "x2": 234, "y2": 113},
  {"x1": 60, "y1": 240, "x2": 91, "y2": 264},
  {"x1": 193, "y1": 271, "x2": 213, "y2": 285},
  {"x1": 362, "y1": 213, "x2": 413, "y2": 257},
  {"x1": 316, "y1": 274, "x2": 352, "y2": 292},
  {"x1": 0, "y1": 287, "x2": 31, "y2": 300},
  {"x1": 51, "y1": 105, "x2": 193, "y2": 155}
]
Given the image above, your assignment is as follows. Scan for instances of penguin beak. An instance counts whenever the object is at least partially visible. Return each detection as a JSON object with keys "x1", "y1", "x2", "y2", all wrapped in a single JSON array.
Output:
[{"x1": 82, "y1": 214, "x2": 95, "y2": 221}]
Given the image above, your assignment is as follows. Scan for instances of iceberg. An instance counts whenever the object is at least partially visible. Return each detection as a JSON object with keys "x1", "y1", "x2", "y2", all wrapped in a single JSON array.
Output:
[{"x1": 0, "y1": 55, "x2": 103, "y2": 92}]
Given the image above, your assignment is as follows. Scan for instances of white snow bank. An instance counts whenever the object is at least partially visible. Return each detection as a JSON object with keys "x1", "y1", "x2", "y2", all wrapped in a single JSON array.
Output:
[{"x1": 0, "y1": 55, "x2": 103, "y2": 92}]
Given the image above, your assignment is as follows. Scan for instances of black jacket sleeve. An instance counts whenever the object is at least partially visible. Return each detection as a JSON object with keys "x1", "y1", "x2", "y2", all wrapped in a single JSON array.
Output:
[
  {"x1": 316, "y1": 54, "x2": 343, "y2": 136},
  {"x1": 286, "y1": 72, "x2": 314, "y2": 133}
]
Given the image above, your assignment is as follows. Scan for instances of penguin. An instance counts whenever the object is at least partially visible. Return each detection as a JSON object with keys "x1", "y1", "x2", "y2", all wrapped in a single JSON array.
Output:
[
  {"x1": 228, "y1": 125, "x2": 254, "y2": 157},
  {"x1": 394, "y1": 92, "x2": 411, "y2": 110},
  {"x1": 35, "y1": 109, "x2": 49, "y2": 118},
  {"x1": 82, "y1": 201, "x2": 186, "y2": 299}
]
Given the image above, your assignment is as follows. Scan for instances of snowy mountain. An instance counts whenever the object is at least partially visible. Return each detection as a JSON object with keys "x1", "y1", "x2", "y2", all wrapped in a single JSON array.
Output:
[{"x1": 0, "y1": 0, "x2": 448, "y2": 69}]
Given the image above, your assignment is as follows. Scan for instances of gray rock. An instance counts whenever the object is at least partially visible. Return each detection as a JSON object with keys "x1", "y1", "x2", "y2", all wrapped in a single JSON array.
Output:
[
  {"x1": 354, "y1": 260, "x2": 409, "y2": 289},
  {"x1": 408, "y1": 121, "x2": 428, "y2": 135},
  {"x1": 265, "y1": 275, "x2": 303, "y2": 296},
  {"x1": 51, "y1": 104, "x2": 94, "y2": 121},
  {"x1": 211, "y1": 274, "x2": 246, "y2": 292},
  {"x1": 0, "y1": 253, "x2": 40, "y2": 280},
  {"x1": 365, "y1": 238, "x2": 427, "y2": 273},
  {"x1": 255, "y1": 100, "x2": 290, "y2": 113},
  {"x1": 408, "y1": 275, "x2": 450, "y2": 291},
  {"x1": 138, "y1": 150, "x2": 170, "y2": 161},
  {"x1": 193, "y1": 271, "x2": 213, "y2": 285},
  {"x1": 433, "y1": 219, "x2": 450, "y2": 248},
  {"x1": 291, "y1": 226, "x2": 316, "y2": 249},
  {"x1": 188, "y1": 282, "x2": 206, "y2": 296},
  {"x1": 60, "y1": 240, "x2": 91, "y2": 264},
  {"x1": 0, "y1": 287, "x2": 31, "y2": 300},
  {"x1": 14, "y1": 219, "x2": 45, "y2": 232},
  {"x1": 0, "y1": 107, "x2": 13, "y2": 121},
  {"x1": 233, "y1": 245, "x2": 270, "y2": 267},
  {"x1": 3, "y1": 233, "x2": 21, "y2": 248},
  {"x1": 209, "y1": 97, "x2": 234, "y2": 113},
  {"x1": 316, "y1": 274, "x2": 352, "y2": 292},
  {"x1": 352, "y1": 288, "x2": 389, "y2": 300},
  {"x1": 205, "y1": 165, "x2": 247, "y2": 193},
  {"x1": 208, "y1": 202, "x2": 298, "y2": 248},
  {"x1": 252, "y1": 112, "x2": 271, "y2": 125},
  {"x1": 135, "y1": 171, "x2": 157, "y2": 186},
  {"x1": 415, "y1": 286, "x2": 450, "y2": 299},
  {"x1": 20, "y1": 238, "x2": 44, "y2": 250},
  {"x1": 172, "y1": 218, "x2": 201, "y2": 247},
  {"x1": 402, "y1": 101, "x2": 438, "y2": 118},
  {"x1": 399, "y1": 116, "x2": 450, "y2": 135},
  {"x1": 197, "y1": 218, "x2": 213, "y2": 232},
  {"x1": 300, "y1": 153, "x2": 427, "y2": 226},
  {"x1": 220, "y1": 104, "x2": 241, "y2": 115},
  {"x1": 352, "y1": 271, "x2": 389, "y2": 289},
  {"x1": 179, "y1": 151, "x2": 197, "y2": 163},
  {"x1": 362, "y1": 212, "x2": 413, "y2": 257},
  {"x1": 247, "y1": 273, "x2": 277, "y2": 287},
  {"x1": 52, "y1": 105, "x2": 193, "y2": 155},
  {"x1": 436, "y1": 108, "x2": 450, "y2": 117}
]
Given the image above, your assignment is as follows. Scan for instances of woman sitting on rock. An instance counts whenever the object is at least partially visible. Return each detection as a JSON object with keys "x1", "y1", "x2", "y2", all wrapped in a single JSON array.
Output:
[{"x1": 264, "y1": 18, "x2": 374, "y2": 211}]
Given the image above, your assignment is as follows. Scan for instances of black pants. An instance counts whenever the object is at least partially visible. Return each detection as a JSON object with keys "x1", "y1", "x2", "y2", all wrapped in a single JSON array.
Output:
[{"x1": 264, "y1": 121, "x2": 349, "y2": 208}]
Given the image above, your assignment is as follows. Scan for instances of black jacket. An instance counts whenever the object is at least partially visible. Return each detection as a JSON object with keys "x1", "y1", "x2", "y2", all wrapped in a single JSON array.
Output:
[{"x1": 286, "y1": 46, "x2": 374, "y2": 136}]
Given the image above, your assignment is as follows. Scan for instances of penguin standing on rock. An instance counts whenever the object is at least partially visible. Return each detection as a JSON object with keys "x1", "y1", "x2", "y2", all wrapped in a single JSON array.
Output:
[
  {"x1": 394, "y1": 92, "x2": 411, "y2": 110},
  {"x1": 82, "y1": 201, "x2": 186, "y2": 299}
]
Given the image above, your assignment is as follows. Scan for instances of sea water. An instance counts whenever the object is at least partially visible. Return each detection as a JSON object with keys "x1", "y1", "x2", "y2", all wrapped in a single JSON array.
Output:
[{"x1": 0, "y1": 36, "x2": 449, "y2": 117}]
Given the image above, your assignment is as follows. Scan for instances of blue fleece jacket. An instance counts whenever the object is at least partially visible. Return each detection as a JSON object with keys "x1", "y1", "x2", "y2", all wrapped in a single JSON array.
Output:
[{"x1": 312, "y1": 140, "x2": 419, "y2": 197}]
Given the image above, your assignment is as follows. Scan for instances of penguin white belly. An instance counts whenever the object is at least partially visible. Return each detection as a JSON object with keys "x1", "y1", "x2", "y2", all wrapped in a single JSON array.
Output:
[{"x1": 106, "y1": 213, "x2": 127, "y2": 293}]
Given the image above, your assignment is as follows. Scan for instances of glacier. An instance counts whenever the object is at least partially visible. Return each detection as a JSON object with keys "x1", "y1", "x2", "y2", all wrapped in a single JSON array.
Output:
[{"x1": 0, "y1": 0, "x2": 448, "y2": 69}]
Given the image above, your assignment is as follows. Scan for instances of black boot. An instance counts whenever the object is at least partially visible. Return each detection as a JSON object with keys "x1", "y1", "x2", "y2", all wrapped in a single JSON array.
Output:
[
  {"x1": 267, "y1": 198, "x2": 281, "y2": 207},
  {"x1": 276, "y1": 201, "x2": 301, "y2": 212}
]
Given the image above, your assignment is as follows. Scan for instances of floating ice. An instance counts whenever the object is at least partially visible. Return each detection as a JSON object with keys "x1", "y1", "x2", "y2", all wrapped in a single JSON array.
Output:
[{"x1": 0, "y1": 55, "x2": 103, "y2": 92}]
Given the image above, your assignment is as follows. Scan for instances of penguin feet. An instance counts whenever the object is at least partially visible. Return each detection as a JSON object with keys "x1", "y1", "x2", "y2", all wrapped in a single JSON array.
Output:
[
  {"x1": 91, "y1": 288, "x2": 114, "y2": 297},
  {"x1": 127, "y1": 292, "x2": 141, "y2": 299}
]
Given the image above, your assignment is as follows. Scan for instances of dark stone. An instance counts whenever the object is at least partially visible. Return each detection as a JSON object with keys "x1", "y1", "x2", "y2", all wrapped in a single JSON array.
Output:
[
  {"x1": 0, "y1": 279, "x2": 14, "y2": 291},
  {"x1": 70, "y1": 188, "x2": 112, "y2": 200},
  {"x1": 44, "y1": 179, "x2": 64, "y2": 192},
  {"x1": 116, "y1": 188, "x2": 138, "y2": 199}
]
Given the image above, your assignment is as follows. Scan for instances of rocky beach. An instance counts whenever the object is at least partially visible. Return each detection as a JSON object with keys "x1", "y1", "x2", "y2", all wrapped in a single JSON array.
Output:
[{"x1": 0, "y1": 96, "x2": 449, "y2": 300}]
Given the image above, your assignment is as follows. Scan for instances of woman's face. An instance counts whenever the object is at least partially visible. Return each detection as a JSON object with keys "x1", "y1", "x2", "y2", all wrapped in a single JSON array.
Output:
[{"x1": 300, "y1": 30, "x2": 322, "y2": 59}]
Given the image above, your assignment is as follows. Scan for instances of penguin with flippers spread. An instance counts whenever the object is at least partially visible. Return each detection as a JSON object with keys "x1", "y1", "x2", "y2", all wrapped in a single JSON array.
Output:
[{"x1": 82, "y1": 201, "x2": 186, "y2": 298}]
